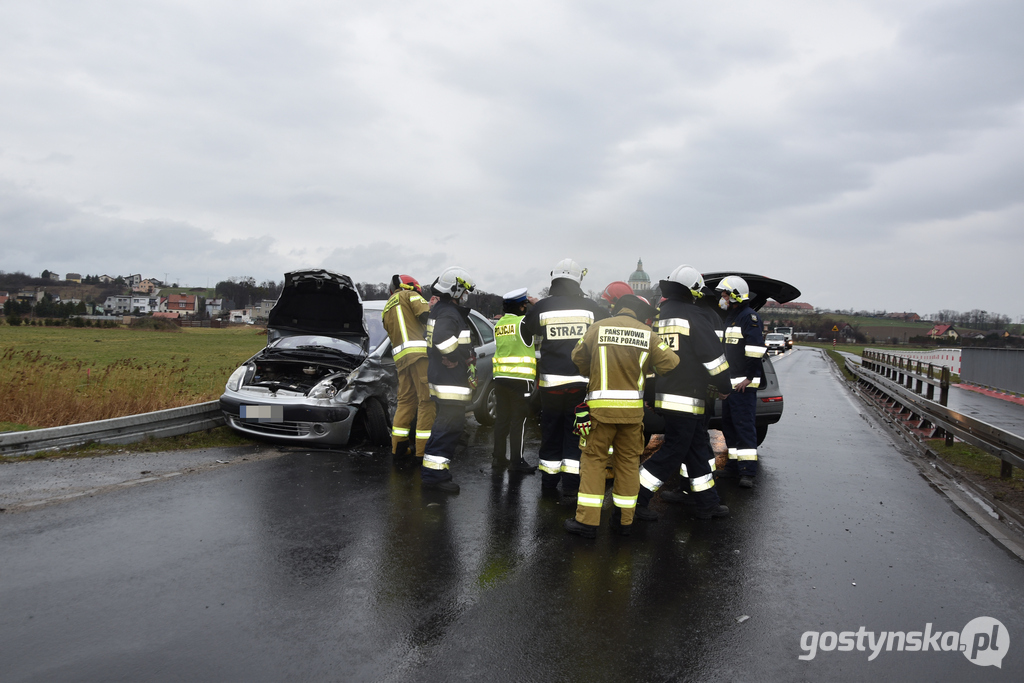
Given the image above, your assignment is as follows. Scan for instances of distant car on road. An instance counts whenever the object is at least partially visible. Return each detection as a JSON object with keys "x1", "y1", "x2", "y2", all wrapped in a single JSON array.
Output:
[
  {"x1": 765, "y1": 333, "x2": 787, "y2": 354},
  {"x1": 219, "y1": 269, "x2": 497, "y2": 448}
]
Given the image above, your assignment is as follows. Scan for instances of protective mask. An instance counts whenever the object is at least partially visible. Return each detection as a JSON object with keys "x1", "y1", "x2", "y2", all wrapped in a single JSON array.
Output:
[{"x1": 719, "y1": 297, "x2": 729, "y2": 310}]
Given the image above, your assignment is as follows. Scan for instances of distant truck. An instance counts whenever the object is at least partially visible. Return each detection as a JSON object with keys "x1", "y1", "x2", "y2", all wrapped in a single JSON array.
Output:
[{"x1": 774, "y1": 326, "x2": 794, "y2": 349}]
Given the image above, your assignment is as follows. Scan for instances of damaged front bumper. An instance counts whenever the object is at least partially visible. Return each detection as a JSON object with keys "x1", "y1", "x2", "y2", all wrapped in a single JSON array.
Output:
[{"x1": 219, "y1": 393, "x2": 357, "y2": 444}]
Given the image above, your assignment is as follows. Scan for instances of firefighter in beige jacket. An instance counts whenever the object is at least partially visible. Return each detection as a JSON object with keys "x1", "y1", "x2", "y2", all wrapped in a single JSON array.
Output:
[
  {"x1": 565, "y1": 283, "x2": 679, "y2": 538},
  {"x1": 382, "y1": 274, "x2": 434, "y2": 459}
]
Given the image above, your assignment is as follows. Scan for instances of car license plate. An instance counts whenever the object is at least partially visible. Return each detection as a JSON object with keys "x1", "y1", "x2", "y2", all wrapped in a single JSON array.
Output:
[{"x1": 241, "y1": 405, "x2": 284, "y2": 422}]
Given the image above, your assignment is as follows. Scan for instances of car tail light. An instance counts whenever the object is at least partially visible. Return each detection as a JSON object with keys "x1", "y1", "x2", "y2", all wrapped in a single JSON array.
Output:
[{"x1": 761, "y1": 396, "x2": 783, "y2": 403}]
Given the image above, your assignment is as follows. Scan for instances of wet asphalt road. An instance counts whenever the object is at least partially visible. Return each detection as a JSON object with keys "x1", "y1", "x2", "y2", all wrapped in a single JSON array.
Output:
[{"x1": 2, "y1": 348, "x2": 1024, "y2": 681}]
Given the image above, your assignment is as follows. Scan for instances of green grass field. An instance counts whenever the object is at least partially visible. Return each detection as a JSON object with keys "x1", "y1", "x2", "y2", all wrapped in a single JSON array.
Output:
[{"x1": 0, "y1": 325, "x2": 268, "y2": 428}]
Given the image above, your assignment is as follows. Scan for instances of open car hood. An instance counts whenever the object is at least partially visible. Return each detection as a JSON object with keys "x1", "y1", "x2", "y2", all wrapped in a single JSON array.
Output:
[
  {"x1": 702, "y1": 272, "x2": 801, "y2": 312},
  {"x1": 267, "y1": 269, "x2": 367, "y2": 339}
]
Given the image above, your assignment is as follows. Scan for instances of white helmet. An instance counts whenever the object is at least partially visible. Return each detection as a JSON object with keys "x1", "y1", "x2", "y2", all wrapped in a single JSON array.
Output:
[
  {"x1": 434, "y1": 266, "x2": 475, "y2": 303},
  {"x1": 665, "y1": 264, "x2": 705, "y2": 299},
  {"x1": 716, "y1": 275, "x2": 749, "y2": 303},
  {"x1": 550, "y1": 258, "x2": 587, "y2": 284}
]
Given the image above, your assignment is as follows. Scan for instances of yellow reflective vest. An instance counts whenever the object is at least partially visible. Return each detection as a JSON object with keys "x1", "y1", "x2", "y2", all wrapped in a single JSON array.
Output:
[
  {"x1": 382, "y1": 289, "x2": 430, "y2": 370},
  {"x1": 493, "y1": 313, "x2": 537, "y2": 382},
  {"x1": 571, "y1": 310, "x2": 679, "y2": 424}
]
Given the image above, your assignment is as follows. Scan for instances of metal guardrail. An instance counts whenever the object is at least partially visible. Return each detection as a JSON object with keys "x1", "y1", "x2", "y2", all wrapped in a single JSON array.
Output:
[
  {"x1": 862, "y1": 349, "x2": 951, "y2": 403},
  {"x1": 0, "y1": 401, "x2": 225, "y2": 458},
  {"x1": 846, "y1": 357, "x2": 1024, "y2": 479}
]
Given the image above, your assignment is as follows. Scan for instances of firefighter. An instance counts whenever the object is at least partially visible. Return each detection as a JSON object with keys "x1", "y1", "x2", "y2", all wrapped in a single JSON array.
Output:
[
  {"x1": 491, "y1": 288, "x2": 538, "y2": 473},
  {"x1": 382, "y1": 274, "x2": 434, "y2": 462},
  {"x1": 564, "y1": 283, "x2": 678, "y2": 538},
  {"x1": 421, "y1": 266, "x2": 476, "y2": 494},
  {"x1": 521, "y1": 258, "x2": 608, "y2": 501},
  {"x1": 636, "y1": 266, "x2": 732, "y2": 520},
  {"x1": 717, "y1": 275, "x2": 767, "y2": 488}
]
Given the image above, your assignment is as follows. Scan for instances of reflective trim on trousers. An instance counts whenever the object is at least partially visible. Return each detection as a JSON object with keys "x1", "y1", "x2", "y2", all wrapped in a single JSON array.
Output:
[
  {"x1": 392, "y1": 427, "x2": 411, "y2": 438},
  {"x1": 561, "y1": 459, "x2": 580, "y2": 475},
  {"x1": 745, "y1": 345, "x2": 767, "y2": 358},
  {"x1": 429, "y1": 384, "x2": 473, "y2": 401},
  {"x1": 704, "y1": 354, "x2": 729, "y2": 375},
  {"x1": 728, "y1": 447, "x2": 738, "y2": 460},
  {"x1": 539, "y1": 373, "x2": 589, "y2": 387},
  {"x1": 539, "y1": 459, "x2": 562, "y2": 474},
  {"x1": 679, "y1": 462, "x2": 689, "y2": 477},
  {"x1": 423, "y1": 454, "x2": 450, "y2": 470},
  {"x1": 577, "y1": 492, "x2": 603, "y2": 507},
  {"x1": 654, "y1": 393, "x2": 705, "y2": 414},
  {"x1": 415, "y1": 429, "x2": 432, "y2": 440},
  {"x1": 613, "y1": 494, "x2": 638, "y2": 508},
  {"x1": 736, "y1": 448, "x2": 758, "y2": 461},
  {"x1": 691, "y1": 473, "x2": 715, "y2": 492},
  {"x1": 639, "y1": 466, "x2": 663, "y2": 492}
]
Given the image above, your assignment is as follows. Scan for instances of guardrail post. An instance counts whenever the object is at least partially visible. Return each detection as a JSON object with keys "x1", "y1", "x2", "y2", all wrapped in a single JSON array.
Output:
[
  {"x1": 1001, "y1": 461, "x2": 1014, "y2": 480},
  {"x1": 940, "y1": 366, "x2": 952, "y2": 446},
  {"x1": 926, "y1": 364, "x2": 935, "y2": 400}
]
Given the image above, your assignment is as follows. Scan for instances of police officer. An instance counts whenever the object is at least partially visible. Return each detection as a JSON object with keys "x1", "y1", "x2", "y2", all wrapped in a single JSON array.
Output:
[
  {"x1": 636, "y1": 266, "x2": 732, "y2": 520},
  {"x1": 382, "y1": 274, "x2": 434, "y2": 462},
  {"x1": 565, "y1": 283, "x2": 678, "y2": 538},
  {"x1": 717, "y1": 275, "x2": 767, "y2": 488},
  {"x1": 491, "y1": 288, "x2": 538, "y2": 473},
  {"x1": 421, "y1": 267, "x2": 476, "y2": 494},
  {"x1": 522, "y1": 259, "x2": 607, "y2": 500}
]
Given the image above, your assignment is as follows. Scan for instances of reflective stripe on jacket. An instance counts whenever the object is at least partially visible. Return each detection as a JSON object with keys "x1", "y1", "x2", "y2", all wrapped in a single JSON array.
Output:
[{"x1": 426, "y1": 299, "x2": 474, "y2": 403}]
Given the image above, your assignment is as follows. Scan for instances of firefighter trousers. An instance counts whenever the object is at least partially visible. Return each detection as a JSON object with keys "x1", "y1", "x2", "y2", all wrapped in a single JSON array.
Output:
[
  {"x1": 638, "y1": 412, "x2": 720, "y2": 511},
  {"x1": 539, "y1": 388, "x2": 585, "y2": 491},
  {"x1": 575, "y1": 420, "x2": 642, "y2": 527},
  {"x1": 392, "y1": 357, "x2": 435, "y2": 458},
  {"x1": 722, "y1": 389, "x2": 758, "y2": 477},
  {"x1": 421, "y1": 400, "x2": 465, "y2": 485}
]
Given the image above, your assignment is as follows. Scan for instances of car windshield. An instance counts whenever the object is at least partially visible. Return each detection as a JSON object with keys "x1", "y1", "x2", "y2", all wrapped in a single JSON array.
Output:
[
  {"x1": 766, "y1": 334, "x2": 785, "y2": 341},
  {"x1": 363, "y1": 311, "x2": 388, "y2": 350},
  {"x1": 269, "y1": 335, "x2": 364, "y2": 356}
]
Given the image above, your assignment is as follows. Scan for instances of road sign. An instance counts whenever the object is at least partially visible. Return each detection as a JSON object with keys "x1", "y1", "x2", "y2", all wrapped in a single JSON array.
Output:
[{"x1": 832, "y1": 325, "x2": 839, "y2": 331}]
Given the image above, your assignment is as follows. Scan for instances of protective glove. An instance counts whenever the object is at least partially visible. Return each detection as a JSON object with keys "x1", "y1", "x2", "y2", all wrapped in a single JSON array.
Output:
[
  {"x1": 572, "y1": 401, "x2": 592, "y2": 438},
  {"x1": 467, "y1": 361, "x2": 478, "y2": 390}
]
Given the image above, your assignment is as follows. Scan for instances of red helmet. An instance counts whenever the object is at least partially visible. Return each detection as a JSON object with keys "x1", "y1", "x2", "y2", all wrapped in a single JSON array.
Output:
[
  {"x1": 390, "y1": 274, "x2": 421, "y2": 294},
  {"x1": 601, "y1": 281, "x2": 634, "y2": 305}
]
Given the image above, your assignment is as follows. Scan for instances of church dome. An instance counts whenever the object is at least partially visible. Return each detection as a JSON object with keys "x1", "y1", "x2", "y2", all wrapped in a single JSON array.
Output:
[{"x1": 628, "y1": 258, "x2": 651, "y2": 291}]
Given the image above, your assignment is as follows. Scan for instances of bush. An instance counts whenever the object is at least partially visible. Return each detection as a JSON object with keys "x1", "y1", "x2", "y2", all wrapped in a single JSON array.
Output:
[{"x1": 129, "y1": 317, "x2": 181, "y2": 332}]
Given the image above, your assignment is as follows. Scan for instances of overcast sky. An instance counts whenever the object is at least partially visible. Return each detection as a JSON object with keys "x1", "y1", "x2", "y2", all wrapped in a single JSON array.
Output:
[{"x1": 1, "y1": 0, "x2": 1022, "y2": 319}]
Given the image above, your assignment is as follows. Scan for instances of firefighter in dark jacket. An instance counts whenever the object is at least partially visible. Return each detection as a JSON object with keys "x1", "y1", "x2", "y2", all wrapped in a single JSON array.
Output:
[
  {"x1": 636, "y1": 266, "x2": 732, "y2": 520},
  {"x1": 564, "y1": 283, "x2": 678, "y2": 538},
  {"x1": 717, "y1": 275, "x2": 767, "y2": 488},
  {"x1": 492, "y1": 288, "x2": 538, "y2": 473},
  {"x1": 521, "y1": 258, "x2": 608, "y2": 500},
  {"x1": 382, "y1": 274, "x2": 434, "y2": 461},
  {"x1": 421, "y1": 266, "x2": 476, "y2": 494}
]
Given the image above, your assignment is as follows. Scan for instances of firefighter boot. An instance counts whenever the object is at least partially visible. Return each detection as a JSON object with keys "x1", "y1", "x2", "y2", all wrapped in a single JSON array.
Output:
[
  {"x1": 609, "y1": 509, "x2": 633, "y2": 536},
  {"x1": 509, "y1": 457, "x2": 537, "y2": 474},
  {"x1": 695, "y1": 504, "x2": 729, "y2": 520},
  {"x1": 564, "y1": 518, "x2": 598, "y2": 539}
]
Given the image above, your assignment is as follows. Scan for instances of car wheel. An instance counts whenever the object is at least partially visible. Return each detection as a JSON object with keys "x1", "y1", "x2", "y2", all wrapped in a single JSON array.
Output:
[
  {"x1": 362, "y1": 398, "x2": 391, "y2": 447},
  {"x1": 756, "y1": 423, "x2": 768, "y2": 446},
  {"x1": 474, "y1": 382, "x2": 497, "y2": 426}
]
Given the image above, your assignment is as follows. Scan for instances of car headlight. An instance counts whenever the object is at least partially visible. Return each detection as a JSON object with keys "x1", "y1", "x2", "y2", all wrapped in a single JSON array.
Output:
[
  {"x1": 226, "y1": 365, "x2": 248, "y2": 392},
  {"x1": 309, "y1": 378, "x2": 340, "y2": 400}
]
